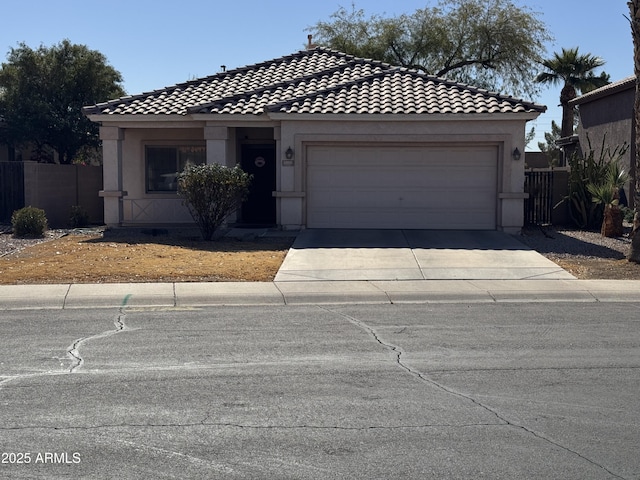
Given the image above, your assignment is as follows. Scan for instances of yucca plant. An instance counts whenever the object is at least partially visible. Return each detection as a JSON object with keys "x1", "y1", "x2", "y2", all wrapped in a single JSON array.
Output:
[{"x1": 587, "y1": 159, "x2": 629, "y2": 237}]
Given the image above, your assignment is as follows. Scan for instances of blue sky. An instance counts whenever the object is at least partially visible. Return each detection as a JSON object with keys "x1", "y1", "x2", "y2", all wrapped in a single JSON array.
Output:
[{"x1": 0, "y1": 0, "x2": 634, "y2": 151}]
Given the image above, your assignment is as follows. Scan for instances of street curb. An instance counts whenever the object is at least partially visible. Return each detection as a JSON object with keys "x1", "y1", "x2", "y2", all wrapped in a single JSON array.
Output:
[{"x1": 1, "y1": 280, "x2": 639, "y2": 310}]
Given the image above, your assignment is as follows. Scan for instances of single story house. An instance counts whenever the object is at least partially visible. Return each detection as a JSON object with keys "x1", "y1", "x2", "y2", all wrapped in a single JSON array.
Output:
[
  {"x1": 83, "y1": 47, "x2": 545, "y2": 233},
  {"x1": 570, "y1": 76, "x2": 636, "y2": 206}
]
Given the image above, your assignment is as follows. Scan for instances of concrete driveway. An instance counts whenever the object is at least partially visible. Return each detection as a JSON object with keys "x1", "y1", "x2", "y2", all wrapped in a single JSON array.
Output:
[{"x1": 275, "y1": 229, "x2": 574, "y2": 281}]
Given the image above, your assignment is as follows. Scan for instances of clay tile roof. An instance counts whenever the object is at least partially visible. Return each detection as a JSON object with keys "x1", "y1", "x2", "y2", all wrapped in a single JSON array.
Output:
[{"x1": 83, "y1": 47, "x2": 545, "y2": 117}]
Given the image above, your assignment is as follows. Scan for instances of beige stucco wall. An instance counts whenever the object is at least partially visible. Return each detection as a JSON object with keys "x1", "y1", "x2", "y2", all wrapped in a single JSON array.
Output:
[
  {"x1": 575, "y1": 87, "x2": 635, "y2": 206},
  {"x1": 23, "y1": 163, "x2": 103, "y2": 227},
  {"x1": 99, "y1": 115, "x2": 531, "y2": 231},
  {"x1": 118, "y1": 127, "x2": 204, "y2": 225}
]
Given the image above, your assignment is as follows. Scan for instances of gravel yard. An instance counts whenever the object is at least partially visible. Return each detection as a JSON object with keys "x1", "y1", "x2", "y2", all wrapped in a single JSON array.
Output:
[
  {"x1": 0, "y1": 225, "x2": 82, "y2": 257},
  {"x1": 517, "y1": 226, "x2": 632, "y2": 260},
  {"x1": 516, "y1": 225, "x2": 639, "y2": 279}
]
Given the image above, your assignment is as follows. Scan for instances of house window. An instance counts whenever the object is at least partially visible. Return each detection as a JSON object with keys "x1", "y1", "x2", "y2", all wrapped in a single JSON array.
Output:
[{"x1": 145, "y1": 145, "x2": 206, "y2": 193}]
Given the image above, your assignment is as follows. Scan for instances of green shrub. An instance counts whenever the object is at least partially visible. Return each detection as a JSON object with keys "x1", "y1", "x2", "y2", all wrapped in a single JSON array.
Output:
[
  {"x1": 69, "y1": 205, "x2": 90, "y2": 228},
  {"x1": 622, "y1": 206, "x2": 636, "y2": 224},
  {"x1": 177, "y1": 163, "x2": 252, "y2": 240},
  {"x1": 11, "y1": 206, "x2": 48, "y2": 237}
]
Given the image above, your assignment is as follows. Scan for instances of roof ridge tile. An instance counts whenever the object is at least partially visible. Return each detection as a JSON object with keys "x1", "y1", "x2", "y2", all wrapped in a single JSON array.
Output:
[
  {"x1": 187, "y1": 59, "x2": 393, "y2": 114},
  {"x1": 263, "y1": 70, "x2": 398, "y2": 113}
]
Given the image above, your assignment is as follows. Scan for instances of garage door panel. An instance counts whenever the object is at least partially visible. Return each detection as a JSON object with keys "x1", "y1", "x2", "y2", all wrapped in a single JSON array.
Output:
[
  {"x1": 306, "y1": 145, "x2": 498, "y2": 229},
  {"x1": 310, "y1": 208, "x2": 496, "y2": 229},
  {"x1": 310, "y1": 186, "x2": 493, "y2": 208},
  {"x1": 311, "y1": 165, "x2": 494, "y2": 188}
]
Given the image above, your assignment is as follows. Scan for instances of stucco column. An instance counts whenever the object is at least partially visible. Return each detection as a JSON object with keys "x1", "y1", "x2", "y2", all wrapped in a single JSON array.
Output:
[
  {"x1": 204, "y1": 126, "x2": 229, "y2": 165},
  {"x1": 499, "y1": 138, "x2": 528, "y2": 234},
  {"x1": 275, "y1": 123, "x2": 303, "y2": 229},
  {"x1": 98, "y1": 126, "x2": 125, "y2": 227}
]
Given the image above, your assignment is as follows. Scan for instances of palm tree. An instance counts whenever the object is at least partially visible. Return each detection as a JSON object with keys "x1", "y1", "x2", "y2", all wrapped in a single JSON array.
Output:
[
  {"x1": 628, "y1": 0, "x2": 640, "y2": 262},
  {"x1": 587, "y1": 160, "x2": 629, "y2": 237},
  {"x1": 536, "y1": 47, "x2": 610, "y2": 138}
]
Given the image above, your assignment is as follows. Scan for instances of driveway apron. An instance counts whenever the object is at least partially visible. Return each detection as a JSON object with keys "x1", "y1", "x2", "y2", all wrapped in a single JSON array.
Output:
[{"x1": 274, "y1": 229, "x2": 574, "y2": 281}]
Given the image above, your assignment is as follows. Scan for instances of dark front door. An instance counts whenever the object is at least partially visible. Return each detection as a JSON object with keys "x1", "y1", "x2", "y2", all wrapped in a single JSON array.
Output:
[{"x1": 241, "y1": 143, "x2": 276, "y2": 225}]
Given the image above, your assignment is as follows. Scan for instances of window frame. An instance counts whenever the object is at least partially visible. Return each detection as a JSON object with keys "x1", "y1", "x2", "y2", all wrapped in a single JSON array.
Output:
[{"x1": 144, "y1": 143, "x2": 206, "y2": 194}]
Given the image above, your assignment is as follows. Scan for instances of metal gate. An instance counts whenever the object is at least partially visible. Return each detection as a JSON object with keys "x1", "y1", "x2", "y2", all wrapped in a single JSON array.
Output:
[
  {"x1": 0, "y1": 162, "x2": 25, "y2": 223},
  {"x1": 524, "y1": 170, "x2": 553, "y2": 225}
]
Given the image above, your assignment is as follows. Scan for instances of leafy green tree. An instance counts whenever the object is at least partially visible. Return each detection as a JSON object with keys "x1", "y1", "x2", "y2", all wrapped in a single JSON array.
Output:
[
  {"x1": 538, "y1": 120, "x2": 562, "y2": 166},
  {"x1": 0, "y1": 39, "x2": 124, "y2": 164},
  {"x1": 307, "y1": 0, "x2": 552, "y2": 98},
  {"x1": 178, "y1": 164, "x2": 252, "y2": 241},
  {"x1": 535, "y1": 47, "x2": 610, "y2": 138},
  {"x1": 525, "y1": 126, "x2": 536, "y2": 149}
]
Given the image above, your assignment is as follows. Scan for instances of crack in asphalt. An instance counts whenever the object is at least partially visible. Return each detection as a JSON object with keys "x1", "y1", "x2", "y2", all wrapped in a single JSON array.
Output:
[
  {"x1": 273, "y1": 283, "x2": 288, "y2": 305},
  {"x1": 3, "y1": 408, "x2": 506, "y2": 432},
  {"x1": 321, "y1": 306, "x2": 625, "y2": 480},
  {"x1": 1, "y1": 295, "x2": 133, "y2": 391},
  {"x1": 62, "y1": 284, "x2": 72, "y2": 308},
  {"x1": 67, "y1": 294, "x2": 131, "y2": 373},
  {"x1": 0, "y1": 421, "x2": 507, "y2": 431},
  {"x1": 68, "y1": 301, "x2": 129, "y2": 373}
]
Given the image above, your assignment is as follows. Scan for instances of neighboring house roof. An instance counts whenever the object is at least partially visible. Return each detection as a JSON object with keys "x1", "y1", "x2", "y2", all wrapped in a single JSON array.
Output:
[
  {"x1": 570, "y1": 75, "x2": 636, "y2": 106},
  {"x1": 83, "y1": 47, "x2": 546, "y2": 117}
]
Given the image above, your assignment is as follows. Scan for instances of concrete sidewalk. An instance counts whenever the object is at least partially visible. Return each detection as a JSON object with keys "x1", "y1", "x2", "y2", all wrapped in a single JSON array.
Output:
[{"x1": 1, "y1": 279, "x2": 639, "y2": 310}]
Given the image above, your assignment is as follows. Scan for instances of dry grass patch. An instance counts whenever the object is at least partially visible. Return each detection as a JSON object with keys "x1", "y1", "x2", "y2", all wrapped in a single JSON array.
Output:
[{"x1": 0, "y1": 233, "x2": 293, "y2": 284}]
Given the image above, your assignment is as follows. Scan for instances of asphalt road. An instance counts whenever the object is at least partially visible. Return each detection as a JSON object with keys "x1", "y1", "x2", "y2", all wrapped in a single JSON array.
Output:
[{"x1": 1, "y1": 302, "x2": 639, "y2": 479}]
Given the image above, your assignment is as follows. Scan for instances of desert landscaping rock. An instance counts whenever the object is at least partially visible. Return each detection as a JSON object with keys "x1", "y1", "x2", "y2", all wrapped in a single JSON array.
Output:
[{"x1": 516, "y1": 226, "x2": 639, "y2": 279}]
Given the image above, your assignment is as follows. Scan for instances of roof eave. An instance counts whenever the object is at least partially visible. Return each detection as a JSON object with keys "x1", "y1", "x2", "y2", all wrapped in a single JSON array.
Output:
[
  {"x1": 86, "y1": 114, "x2": 208, "y2": 129},
  {"x1": 266, "y1": 112, "x2": 544, "y2": 121},
  {"x1": 570, "y1": 76, "x2": 636, "y2": 106},
  {"x1": 87, "y1": 111, "x2": 543, "y2": 124}
]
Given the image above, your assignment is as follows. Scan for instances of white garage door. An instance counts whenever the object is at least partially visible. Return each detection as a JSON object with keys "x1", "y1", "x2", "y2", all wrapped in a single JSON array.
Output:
[{"x1": 306, "y1": 144, "x2": 498, "y2": 229}]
